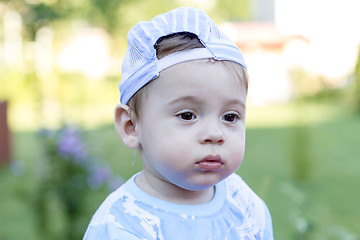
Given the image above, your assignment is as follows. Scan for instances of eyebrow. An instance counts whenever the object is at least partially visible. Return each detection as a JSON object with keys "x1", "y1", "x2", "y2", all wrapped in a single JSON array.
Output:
[
  {"x1": 167, "y1": 96, "x2": 202, "y2": 105},
  {"x1": 167, "y1": 95, "x2": 246, "y2": 109},
  {"x1": 227, "y1": 99, "x2": 246, "y2": 109}
]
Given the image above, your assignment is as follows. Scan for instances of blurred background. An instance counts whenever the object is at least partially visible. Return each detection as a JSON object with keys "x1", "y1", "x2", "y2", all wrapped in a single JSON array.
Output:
[{"x1": 0, "y1": 0, "x2": 359, "y2": 239}]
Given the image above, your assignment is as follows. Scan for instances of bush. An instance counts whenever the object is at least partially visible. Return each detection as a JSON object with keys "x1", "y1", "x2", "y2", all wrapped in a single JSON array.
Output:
[{"x1": 33, "y1": 125, "x2": 123, "y2": 240}]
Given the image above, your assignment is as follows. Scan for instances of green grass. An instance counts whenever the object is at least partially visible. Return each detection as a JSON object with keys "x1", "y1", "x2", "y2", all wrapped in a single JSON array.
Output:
[
  {"x1": 1, "y1": 104, "x2": 360, "y2": 239},
  {"x1": 239, "y1": 117, "x2": 360, "y2": 239}
]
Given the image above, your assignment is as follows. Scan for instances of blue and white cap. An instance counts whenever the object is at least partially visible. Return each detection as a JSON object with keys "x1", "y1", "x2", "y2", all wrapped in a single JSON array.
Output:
[{"x1": 119, "y1": 7, "x2": 247, "y2": 104}]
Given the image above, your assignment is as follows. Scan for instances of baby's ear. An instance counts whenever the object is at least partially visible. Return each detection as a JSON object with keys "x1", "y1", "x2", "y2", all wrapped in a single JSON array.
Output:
[{"x1": 114, "y1": 104, "x2": 139, "y2": 149}]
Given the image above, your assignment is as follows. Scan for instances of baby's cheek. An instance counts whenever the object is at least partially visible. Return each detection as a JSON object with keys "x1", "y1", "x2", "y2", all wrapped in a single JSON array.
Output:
[
  {"x1": 163, "y1": 137, "x2": 187, "y2": 150},
  {"x1": 232, "y1": 147, "x2": 245, "y2": 165},
  {"x1": 160, "y1": 142, "x2": 192, "y2": 162}
]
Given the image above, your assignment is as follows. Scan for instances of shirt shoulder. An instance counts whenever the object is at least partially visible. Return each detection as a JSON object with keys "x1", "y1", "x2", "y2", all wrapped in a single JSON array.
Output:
[
  {"x1": 86, "y1": 183, "x2": 129, "y2": 227},
  {"x1": 84, "y1": 174, "x2": 165, "y2": 239},
  {"x1": 84, "y1": 173, "x2": 141, "y2": 232},
  {"x1": 225, "y1": 173, "x2": 273, "y2": 239},
  {"x1": 225, "y1": 173, "x2": 258, "y2": 205}
]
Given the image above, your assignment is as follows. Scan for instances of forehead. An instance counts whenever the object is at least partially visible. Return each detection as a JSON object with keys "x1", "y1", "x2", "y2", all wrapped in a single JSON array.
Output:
[{"x1": 143, "y1": 59, "x2": 247, "y2": 105}]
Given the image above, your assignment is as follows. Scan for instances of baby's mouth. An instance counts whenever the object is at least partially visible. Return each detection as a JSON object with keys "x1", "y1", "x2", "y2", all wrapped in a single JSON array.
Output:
[{"x1": 196, "y1": 155, "x2": 223, "y2": 170}]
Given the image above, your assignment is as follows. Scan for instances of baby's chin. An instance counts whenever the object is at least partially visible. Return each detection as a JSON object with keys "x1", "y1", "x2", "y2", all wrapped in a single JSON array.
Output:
[{"x1": 177, "y1": 173, "x2": 229, "y2": 192}]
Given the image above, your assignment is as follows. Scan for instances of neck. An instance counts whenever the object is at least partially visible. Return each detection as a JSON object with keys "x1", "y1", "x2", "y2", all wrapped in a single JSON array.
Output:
[{"x1": 135, "y1": 171, "x2": 215, "y2": 205}]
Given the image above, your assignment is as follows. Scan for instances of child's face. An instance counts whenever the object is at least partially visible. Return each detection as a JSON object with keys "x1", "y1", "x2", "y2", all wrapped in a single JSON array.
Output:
[{"x1": 135, "y1": 59, "x2": 247, "y2": 193}]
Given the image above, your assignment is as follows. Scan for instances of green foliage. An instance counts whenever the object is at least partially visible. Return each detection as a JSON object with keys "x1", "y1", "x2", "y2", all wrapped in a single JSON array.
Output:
[
  {"x1": 86, "y1": 0, "x2": 126, "y2": 34},
  {"x1": 33, "y1": 125, "x2": 123, "y2": 240},
  {"x1": 289, "y1": 68, "x2": 349, "y2": 105},
  {"x1": 290, "y1": 68, "x2": 327, "y2": 99},
  {"x1": 1, "y1": 0, "x2": 126, "y2": 39},
  {"x1": 2, "y1": 0, "x2": 75, "y2": 40},
  {"x1": 115, "y1": 0, "x2": 177, "y2": 35},
  {"x1": 353, "y1": 47, "x2": 360, "y2": 114},
  {"x1": 213, "y1": 0, "x2": 250, "y2": 20}
]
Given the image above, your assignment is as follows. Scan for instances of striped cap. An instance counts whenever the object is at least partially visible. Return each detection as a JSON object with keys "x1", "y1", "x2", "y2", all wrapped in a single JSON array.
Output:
[{"x1": 119, "y1": 7, "x2": 247, "y2": 104}]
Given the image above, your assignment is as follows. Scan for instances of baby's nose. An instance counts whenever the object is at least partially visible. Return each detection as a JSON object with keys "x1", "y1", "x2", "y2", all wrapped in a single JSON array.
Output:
[{"x1": 199, "y1": 120, "x2": 225, "y2": 145}]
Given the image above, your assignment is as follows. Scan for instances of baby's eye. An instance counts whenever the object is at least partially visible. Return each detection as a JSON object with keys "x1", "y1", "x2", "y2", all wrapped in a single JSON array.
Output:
[
  {"x1": 177, "y1": 112, "x2": 196, "y2": 121},
  {"x1": 222, "y1": 113, "x2": 239, "y2": 122}
]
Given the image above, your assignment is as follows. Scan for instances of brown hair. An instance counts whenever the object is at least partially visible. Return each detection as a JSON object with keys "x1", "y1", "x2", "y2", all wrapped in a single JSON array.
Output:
[
  {"x1": 154, "y1": 32, "x2": 205, "y2": 59},
  {"x1": 128, "y1": 32, "x2": 248, "y2": 119}
]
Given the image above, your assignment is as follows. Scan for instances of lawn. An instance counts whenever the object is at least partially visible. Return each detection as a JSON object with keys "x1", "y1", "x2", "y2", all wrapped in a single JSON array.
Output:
[{"x1": 0, "y1": 103, "x2": 359, "y2": 239}]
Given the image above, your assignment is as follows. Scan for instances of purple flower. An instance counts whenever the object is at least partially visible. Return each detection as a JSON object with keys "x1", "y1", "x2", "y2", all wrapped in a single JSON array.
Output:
[
  {"x1": 57, "y1": 126, "x2": 88, "y2": 162},
  {"x1": 87, "y1": 166, "x2": 111, "y2": 189}
]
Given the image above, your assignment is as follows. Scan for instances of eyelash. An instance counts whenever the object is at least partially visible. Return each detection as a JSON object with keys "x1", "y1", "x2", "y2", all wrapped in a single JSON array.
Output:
[
  {"x1": 176, "y1": 111, "x2": 197, "y2": 121},
  {"x1": 176, "y1": 111, "x2": 241, "y2": 122},
  {"x1": 222, "y1": 112, "x2": 240, "y2": 122}
]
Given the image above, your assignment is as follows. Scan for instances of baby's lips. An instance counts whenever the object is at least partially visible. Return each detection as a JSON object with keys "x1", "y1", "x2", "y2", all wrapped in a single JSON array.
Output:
[{"x1": 196, "y1": 155, "x2": 223, "y2": 170}]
